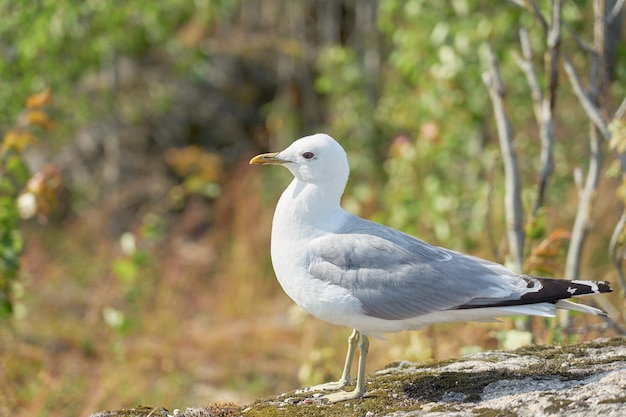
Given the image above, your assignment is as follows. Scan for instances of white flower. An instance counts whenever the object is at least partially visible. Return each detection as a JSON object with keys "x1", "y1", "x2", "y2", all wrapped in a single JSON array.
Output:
[{"x1": 17, "y1": 192, "x2": 37, "y2": 219}]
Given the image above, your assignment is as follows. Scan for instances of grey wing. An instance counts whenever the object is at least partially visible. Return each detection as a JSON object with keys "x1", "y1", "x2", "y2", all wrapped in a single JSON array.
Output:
[{"x1": 308, "y1": 220, "x2": 525, "y2": 320}]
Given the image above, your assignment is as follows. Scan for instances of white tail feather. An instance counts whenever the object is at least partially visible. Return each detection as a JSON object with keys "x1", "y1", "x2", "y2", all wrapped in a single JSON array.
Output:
[{"x1": 555, "y1": 300, "x2": 607, "y2": 316}]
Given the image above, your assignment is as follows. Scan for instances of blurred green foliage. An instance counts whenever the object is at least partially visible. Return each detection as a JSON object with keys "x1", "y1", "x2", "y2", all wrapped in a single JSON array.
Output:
[
  {"x1": 0, "y1": 200, "x2": 22, "y2": 317},
  {"x1": 165, "y1": 146, "x2": 224, "y2": 205},
  {"x1": 0, "y1": 89, "x2": 57, "y2": 318},
  {"x1": 0, "y1": 0, "x2": 238, "y2": 132}
]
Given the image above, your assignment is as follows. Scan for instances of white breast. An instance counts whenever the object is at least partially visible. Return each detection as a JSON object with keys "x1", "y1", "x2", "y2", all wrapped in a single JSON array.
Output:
[{"x1": 269, "y1": 181, "x2": 365, "y2": 327}]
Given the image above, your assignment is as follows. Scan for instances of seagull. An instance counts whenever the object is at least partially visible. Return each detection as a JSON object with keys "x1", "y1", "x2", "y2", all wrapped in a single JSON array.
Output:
[{"x1": 249, "y1": 133, "x2": 612, "y2": 402}]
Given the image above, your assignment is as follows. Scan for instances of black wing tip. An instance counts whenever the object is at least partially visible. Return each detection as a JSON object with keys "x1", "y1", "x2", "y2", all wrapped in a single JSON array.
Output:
[
  {"x1": 457, "y1": 278, "x2": 613, "y2": 311},
  {"x1": 595, "y1": 280, "x2": 613, "y2": 293},
  {"x1": 533, "y1": 277, "x2": 613, "y2": 297},
  {"x1": 569, "y1": 279, "x2": 612, "y2": 294}
]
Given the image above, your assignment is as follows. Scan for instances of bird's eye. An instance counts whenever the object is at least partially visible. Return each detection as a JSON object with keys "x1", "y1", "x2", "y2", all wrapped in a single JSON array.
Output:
[{"x1": 302, "y1": 152, "x2": 315, "y2": 159}]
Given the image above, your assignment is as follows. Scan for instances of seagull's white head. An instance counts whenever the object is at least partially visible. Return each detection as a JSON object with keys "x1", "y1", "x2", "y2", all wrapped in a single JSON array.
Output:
[{"x1": 250, "y1": 133, "x2": 350, "y2": 186}]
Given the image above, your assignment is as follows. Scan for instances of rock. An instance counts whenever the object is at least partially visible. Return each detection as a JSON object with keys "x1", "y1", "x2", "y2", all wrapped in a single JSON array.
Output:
[{"x1": 89, "y1": 337, "x2": 626, "y2": 417}]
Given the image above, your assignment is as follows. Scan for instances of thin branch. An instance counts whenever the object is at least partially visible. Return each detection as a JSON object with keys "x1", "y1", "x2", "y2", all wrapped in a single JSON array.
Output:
[
  {"x1": 482, "y1": 45, "x2": 525, "y2": 274},
  {"x1": 591, "y1": 0, "x2": 607, "y2": 100},
  {"x1": 529, "y1": 0, "x2": 549, "y2": 33},
  {"x1": 514, "y1": 15, "x2": 560, "y2": 218},
  {"x1": 546, "y1": 0, "x2": 561, "y2": 112},
  {"x1": 529, "y1": 1, "x2": 560, "y2": 216},
  {"x1": 514, "y1": 29, "x2": 543, "y2": 123},
  {"x1": 562, "y1": 57, "x2": 610, "y2": 140},
  {"x1": 564, "y1": 129, "x2": 603, "y2": 278},
  {"x1": 485, "y1": 150, "x2": 502, "y2": 263},
  {"x1": 615, "y1": 95, "x2": 626, "y2": 119},
  {"x1": 509, "y1": 2, "x2": 563, "y2": 220},
  {"x1": 608, "y1": 211, "x2": 626, "y2": 296},
  {"x1": 508, "y1": 0, "x2": 526, "y2": 7},
  {"x1": 509, "y1": 0, "x2": 548, "y2": 33},
  {"x1": 564, "y1": 22, "x2": 595, "y2": 54},
  {"x1": 537, "y1": 2, "x2": 560, "y2": 217},
  {"x1": 607, "y1": 0, "x2": 625, "y2": 24},
  {"x1": 614, "y1": 96, "x2": 626, "y2": 176},
  {"x1": 609, "y1": 98, "x2": 626, "y2": 298}
]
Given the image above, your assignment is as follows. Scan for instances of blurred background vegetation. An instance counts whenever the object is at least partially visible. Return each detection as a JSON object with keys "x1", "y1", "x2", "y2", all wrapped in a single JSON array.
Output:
[{"x1": 1, "y1": 0, "x2": 625, "y2": 416}]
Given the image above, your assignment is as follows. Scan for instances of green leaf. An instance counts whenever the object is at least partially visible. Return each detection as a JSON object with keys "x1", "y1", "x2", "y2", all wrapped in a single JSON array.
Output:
[{"x1": 112, "y1": 258, "x2": 139, "y2": 283}]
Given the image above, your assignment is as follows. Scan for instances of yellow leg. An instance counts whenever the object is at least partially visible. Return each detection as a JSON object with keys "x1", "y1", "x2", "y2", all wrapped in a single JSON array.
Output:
[
  {"x1": 323, "y1": 332, "x2": 369, "y2": 402},
  {"x1": 296, "y1": 329, "x2": 359, "y2": 393}
]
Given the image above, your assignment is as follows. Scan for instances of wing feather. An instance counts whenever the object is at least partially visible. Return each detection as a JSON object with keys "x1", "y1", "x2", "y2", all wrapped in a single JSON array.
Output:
[
  {"x1": 308, "y1": 215, "x2": 611, "y2": 320},
  {"x1": 308, "y1": 216, "x2": 522, "y2": 320}
]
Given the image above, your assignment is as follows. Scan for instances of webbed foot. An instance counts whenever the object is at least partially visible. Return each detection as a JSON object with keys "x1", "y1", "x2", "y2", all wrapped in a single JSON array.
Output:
[
  {"x1": 295, "y1": 378, "x2": 351, "y2": 394},
  {"x1": 322, "y1": 386, "x2": 364, "y2": 403}
]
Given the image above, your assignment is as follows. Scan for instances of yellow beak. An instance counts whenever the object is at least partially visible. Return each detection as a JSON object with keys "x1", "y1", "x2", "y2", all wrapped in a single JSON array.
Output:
[{"x1": 249, "y1": 152, "x2": 290, "y2": 165}]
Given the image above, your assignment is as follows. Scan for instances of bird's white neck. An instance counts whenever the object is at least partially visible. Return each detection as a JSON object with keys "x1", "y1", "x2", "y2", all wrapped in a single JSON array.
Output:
[{"x1": 273, "y1": 178, "x2": 346, "y2": 235}]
